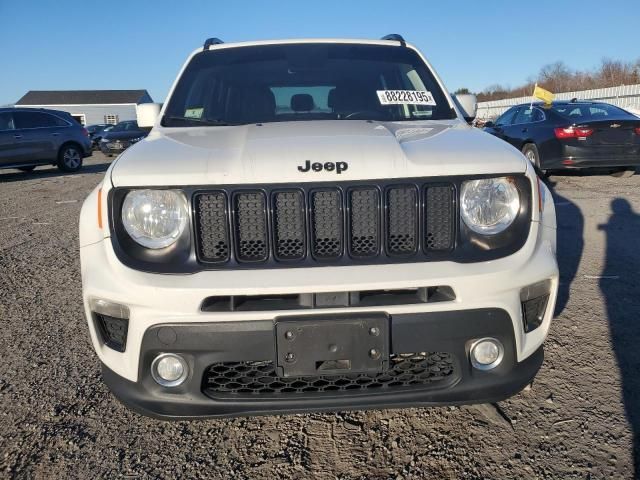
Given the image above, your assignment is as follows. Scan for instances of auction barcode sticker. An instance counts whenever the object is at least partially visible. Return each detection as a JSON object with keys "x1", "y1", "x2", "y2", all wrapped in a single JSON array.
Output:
[{"x1": 377, "y1": 90, "x2": 436, "y2": 106}]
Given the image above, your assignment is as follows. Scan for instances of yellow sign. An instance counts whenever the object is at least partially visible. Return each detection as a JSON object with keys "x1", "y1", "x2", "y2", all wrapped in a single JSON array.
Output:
[{"x1": 533, "y1": 84, "x2": 555, "y2": 104}]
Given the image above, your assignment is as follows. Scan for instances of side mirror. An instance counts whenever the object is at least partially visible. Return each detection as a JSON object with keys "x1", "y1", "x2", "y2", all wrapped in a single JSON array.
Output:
[
  {"x1": 452, "y1": 94, "x2": 477, "y2": 123},
  {"x1": 483, "y1": 121, "x2": 494, "y2": 128},
  {"x1": 136, "y1": 102, "x2": 162, "y2": 128}
]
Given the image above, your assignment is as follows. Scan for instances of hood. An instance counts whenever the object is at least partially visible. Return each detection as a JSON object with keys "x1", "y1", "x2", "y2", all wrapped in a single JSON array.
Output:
[{"x1": 110, "y1": 120, "x2": 527, "y2": 187}]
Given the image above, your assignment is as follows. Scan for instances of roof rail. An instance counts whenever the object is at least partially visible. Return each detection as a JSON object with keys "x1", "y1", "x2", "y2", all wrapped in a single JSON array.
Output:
[
  {"x1": 381, "y1": 34, "x2": 406, "y2": 46},
  {"x1": 203, "y1": 37, "x2": 224, "y2": 51}
]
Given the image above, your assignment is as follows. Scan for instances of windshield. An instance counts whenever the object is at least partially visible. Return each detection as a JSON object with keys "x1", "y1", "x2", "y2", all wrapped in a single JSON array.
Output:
[{"x1": 163, "y1": 43, "x2": 455, "y2": 127}]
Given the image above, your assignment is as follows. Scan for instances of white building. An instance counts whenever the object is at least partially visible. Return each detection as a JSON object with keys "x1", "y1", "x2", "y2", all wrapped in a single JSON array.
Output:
[{"x1": 14, "y1": 90, "x2": 154, "y2": 126}]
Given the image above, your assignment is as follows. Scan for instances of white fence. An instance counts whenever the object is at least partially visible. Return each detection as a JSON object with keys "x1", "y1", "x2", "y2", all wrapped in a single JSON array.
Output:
[{"x1": 476, "y1": 84, "x2": 640, "y2": 119}]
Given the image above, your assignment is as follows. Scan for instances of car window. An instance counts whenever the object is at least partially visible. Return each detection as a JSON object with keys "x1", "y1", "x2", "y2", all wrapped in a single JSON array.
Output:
[
  {"x1": 552, "y1": 103, "x2": 630, "y2": 121},
  {"x1": 494, "y1": 107, "x2": 518, "y2": 126},
  {"x1": 13, "y1": 111, "x2": 59, "y2": 129},
  {"x1": 163, "y1": 43, "x2": 456, "y2": 126},
  {"x1": 271, "y1": 86, "x2": 333, "y2": 114},
  {"x1": 532, "y1": 108, "x2": 545, "y2": 122},
  {"x1": 51, "y1": 115, "x2": 70, "y2": 127},
  {"x1": 589, "y1": 106, "x2": 610, "y2": 118},
  {"x1": 0, "y1": 112, "x2": 14, "y2": 131},
  {"x1": 125, "y1": 122, "x2": 139, "y2": 131},
  {"x1": 514, "y1": 107, "x2": 535, "y2": 124}
]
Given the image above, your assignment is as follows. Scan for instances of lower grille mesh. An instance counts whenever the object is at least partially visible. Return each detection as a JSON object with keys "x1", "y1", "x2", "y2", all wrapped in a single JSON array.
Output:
[{"x1": 202, "y1": 352, "x2": 455, "y2": 397}]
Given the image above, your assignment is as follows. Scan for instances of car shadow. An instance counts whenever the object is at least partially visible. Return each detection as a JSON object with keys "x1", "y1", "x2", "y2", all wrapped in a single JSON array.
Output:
[
  {"x1": 598, "y1": 198, "x2": 640, "y2": 474},
  {"x1": 543, "y1": 175, "x2": 584, "y2": 317},
  {"x1": 0, "y1": 162, "x2": 110, "y2": 183}
]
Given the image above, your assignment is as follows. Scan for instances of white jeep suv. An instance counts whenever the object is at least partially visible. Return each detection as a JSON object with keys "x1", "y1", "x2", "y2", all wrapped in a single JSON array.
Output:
[{"x1": 79, "y1": 35, "x2": 558, "y2": 419}]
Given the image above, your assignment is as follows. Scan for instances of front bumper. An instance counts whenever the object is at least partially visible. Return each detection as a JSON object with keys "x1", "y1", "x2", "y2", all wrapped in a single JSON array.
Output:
[
  {"x1": 101, "y1": 309, "x2": 544, "y2": 419},
  {"x1": 81, "y1": 211, "x2": 557, "y2": 417}
]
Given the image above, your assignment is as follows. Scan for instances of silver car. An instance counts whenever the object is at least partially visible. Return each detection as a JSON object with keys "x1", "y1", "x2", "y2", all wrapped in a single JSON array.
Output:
[{"x1": 0, "y1": 107, "x2": 92, "y2": 173}]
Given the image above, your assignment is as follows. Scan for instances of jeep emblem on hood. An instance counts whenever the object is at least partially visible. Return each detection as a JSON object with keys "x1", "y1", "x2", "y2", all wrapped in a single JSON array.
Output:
[{"x1": 298, "y1": 160, "x2": 349, "y2": 174}]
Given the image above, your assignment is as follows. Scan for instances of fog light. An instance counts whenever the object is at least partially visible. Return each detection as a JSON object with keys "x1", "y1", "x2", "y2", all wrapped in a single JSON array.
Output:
[
  {"x1": 470, "y1": 338, "x2": 504, "y2": 370},
  {"x1": 151, "y1": 353, "x2": 188, "y2": 387}
]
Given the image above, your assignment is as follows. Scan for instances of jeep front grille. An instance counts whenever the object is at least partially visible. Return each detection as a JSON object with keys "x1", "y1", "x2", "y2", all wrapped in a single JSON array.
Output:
[
  {"x1": 194, "y1": 180, "x2": 456, "y2": 268},
  {"x1": 202, "y1": 352, "x2": 456, "y2": 398}
]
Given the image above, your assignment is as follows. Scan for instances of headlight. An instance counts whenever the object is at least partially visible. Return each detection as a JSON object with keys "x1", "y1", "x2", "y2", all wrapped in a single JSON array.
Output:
[
  {"x1": 460, "y1": 177, "x2": 520, "y2": 235},
  {"x1": 122, "y1": 189, "x2": 188, "y2": 249},
  {"x1": 130, "y1": 136, "x2": 145, "y2": 143}
]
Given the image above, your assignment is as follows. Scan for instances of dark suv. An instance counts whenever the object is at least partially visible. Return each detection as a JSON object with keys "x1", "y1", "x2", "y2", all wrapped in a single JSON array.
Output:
[{"x1": 0, "y1": 107, "x2": 92, "y2": 173}]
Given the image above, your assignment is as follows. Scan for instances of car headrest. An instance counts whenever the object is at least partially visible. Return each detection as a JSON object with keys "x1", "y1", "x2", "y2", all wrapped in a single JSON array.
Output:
[
  {"x1": 327, "y1": 88, "x2": 337, "y2": 110},
  {"x1": 291, "y1": 94, "x2": 314, "y2": 112},
  {"x1": 243, "y1": 87, "x2": 275, "y2": 122},
  {"x1": 328, "y1": 85, "x2": 371, "y2": 113}
]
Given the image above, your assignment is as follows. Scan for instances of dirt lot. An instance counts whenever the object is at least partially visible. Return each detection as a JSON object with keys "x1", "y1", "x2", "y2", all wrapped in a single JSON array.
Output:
[{"x1": 1, "y1": 153, "x2": 639, "y2": 479}]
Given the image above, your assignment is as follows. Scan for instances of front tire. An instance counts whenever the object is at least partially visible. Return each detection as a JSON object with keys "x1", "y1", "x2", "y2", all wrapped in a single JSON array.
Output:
[
  {"x1": 522, "y1": 144, "x2": 547, "y2": 176},
  {"x1": 57, "y1": 144, "x2": 83, "y2": 172}
]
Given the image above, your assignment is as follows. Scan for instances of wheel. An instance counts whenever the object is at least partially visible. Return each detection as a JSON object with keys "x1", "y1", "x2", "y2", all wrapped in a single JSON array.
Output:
[
  {"x1": 57, "y1": 144, "x2": 83, "y2": 172},
  {"x1": 610, "y1": 168, "x2": 635, "y2": 178},
  {"x1": 17, "y1": 166, "x2": 36, "y2": 172},
  {"x1": 522, "y1": 144, "x2": 547, "y2": 176}
]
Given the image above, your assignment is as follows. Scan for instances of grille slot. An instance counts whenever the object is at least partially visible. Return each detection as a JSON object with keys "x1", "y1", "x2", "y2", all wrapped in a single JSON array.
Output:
[
  {"x1": 195, "y1": 193, "x2": 230, "y2": 262},
  {"x1": 200, "y1": 286, "x2": 456, "y2": 312},
  {"x1": 202, "y1": 352, "x2": 456, "y2": 397},
  {"x1": 349, "y1": 188, "x2": 380, "y2": 257},
  {"x1": 425, "y1": 185, "x2": 455, "y2": 251},
  {"x1": 273, "y1": 191, "x2": 305, "y2": 260},
  {"x1": 387, "y1": 187, "x2": 418, "y2": 255},
  {"x1": 310, "y1": 190, "x2": 343, "y2": 259},
  {"x1": 234, "y1": 192, "x2": 268, "y2": 262}
]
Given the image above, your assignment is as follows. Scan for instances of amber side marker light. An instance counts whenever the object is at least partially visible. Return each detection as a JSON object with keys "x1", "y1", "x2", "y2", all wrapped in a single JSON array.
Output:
[{"x1": 97, "y1": 188, "x2": 103, "y2": 229}]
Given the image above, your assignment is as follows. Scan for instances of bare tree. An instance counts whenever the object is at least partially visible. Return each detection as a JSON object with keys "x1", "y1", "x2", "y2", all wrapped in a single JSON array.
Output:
[{"x1": 476, "y1": 57, "x2": 640, "y2": 101}]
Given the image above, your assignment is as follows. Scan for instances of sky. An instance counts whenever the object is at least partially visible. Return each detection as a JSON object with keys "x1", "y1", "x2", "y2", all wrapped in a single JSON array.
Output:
[{"x1": 1, "y1": 0, "x2": 638, "y2": 106}]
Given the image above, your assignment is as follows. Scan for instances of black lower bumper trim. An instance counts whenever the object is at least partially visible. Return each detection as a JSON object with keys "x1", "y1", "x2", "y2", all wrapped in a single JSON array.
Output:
[
  {"x1": 544, "y1": 155, "x2": 640, "y2": 170},
  {"x1": 100, "y1": 309, "x2": 544, "y2": 420}
]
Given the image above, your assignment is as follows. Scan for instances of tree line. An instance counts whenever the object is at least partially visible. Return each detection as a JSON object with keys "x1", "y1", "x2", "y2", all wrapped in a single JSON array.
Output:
[{"x1": 465, "y1": 58, "x2": 640, "y2": 102}]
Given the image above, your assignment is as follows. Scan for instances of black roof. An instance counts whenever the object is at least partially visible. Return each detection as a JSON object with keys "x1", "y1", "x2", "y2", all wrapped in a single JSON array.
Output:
[
  {"x1": 16, "y1": 90, "x2": 152, "y2": 105},
  {"x1": 517, "y1": 100, "x2": 603, "y2": 107},
  {"x1": 0, "y1": 106, "x2": 74, "y2": 115}
]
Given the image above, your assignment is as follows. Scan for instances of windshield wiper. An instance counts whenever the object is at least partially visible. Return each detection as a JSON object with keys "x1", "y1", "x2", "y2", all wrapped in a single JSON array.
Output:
[{"x1": 162, "y1": 115, "x2": 234, "y2": 127}]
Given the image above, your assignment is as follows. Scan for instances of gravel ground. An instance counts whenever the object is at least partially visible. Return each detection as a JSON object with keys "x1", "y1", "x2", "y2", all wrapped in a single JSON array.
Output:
[{"x1": 1, "y1": 153, "x2": 639, "y2": 479}]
